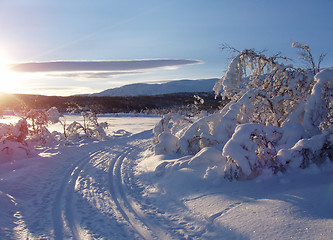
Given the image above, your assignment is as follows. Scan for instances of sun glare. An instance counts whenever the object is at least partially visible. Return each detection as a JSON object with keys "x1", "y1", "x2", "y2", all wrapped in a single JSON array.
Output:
[{"x1": 0, "y1": 56, "x2": 19, "y2": 93}]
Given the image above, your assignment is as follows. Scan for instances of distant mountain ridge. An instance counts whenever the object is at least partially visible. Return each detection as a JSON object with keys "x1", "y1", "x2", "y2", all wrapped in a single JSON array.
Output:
[{"x1": 91, "y1": 78, "x2": 218, "y2": 97}]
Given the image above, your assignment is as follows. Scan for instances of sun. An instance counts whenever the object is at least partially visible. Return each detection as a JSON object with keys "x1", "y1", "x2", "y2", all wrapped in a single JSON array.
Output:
[{"x1": 0, "y1": 56, "x2": 19, "y2": 93}]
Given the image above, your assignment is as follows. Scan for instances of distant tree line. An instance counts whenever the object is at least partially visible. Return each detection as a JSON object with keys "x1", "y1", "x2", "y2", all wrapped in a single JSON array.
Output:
[{"x1": 0, "y1": 92, "x2": 223, "y2": 114}]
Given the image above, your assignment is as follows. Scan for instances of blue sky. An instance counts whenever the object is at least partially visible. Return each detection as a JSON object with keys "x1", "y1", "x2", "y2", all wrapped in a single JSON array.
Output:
[{"x1": 0, "y1": 0, "x2": 332, "y2": 95}]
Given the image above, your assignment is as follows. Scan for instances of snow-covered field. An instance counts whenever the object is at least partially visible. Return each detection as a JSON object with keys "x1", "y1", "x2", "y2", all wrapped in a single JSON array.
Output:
[
  {"x1": 1, "y1": 114, "x2": 332, "y2": 239},
  {"x1": 0, "y1": 113, "x2": 160, "y2": 137}
]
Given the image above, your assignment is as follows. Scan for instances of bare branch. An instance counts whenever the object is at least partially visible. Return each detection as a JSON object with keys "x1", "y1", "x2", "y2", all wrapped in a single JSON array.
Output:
[
  {"x1": 220, "y1": 43, "x2": 241, "y2": 54},
  {"x1": 318, "y1": 52, "x2": 327, "y2": 72},
  {"x1": 292, "y1": 41, "x2": 326, "y2": 74}
]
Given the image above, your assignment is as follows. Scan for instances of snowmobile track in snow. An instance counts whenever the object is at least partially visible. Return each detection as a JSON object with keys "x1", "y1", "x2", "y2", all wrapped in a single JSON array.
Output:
[
  {"x1": 51, "y1": 134, "x2": 171, "y2": 240},
  {"x1": 52, "y1": 150, "x2": 103, "y2": 240},
  {"x1": 108, "y1": 146, "x2": 171, "y2": 240}
]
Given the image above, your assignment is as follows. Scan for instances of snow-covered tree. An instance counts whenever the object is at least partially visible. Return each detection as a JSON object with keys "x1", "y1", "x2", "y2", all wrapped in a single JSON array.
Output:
[{"x1": 154, "y1": 42, "x2": 332, "y2": 180}]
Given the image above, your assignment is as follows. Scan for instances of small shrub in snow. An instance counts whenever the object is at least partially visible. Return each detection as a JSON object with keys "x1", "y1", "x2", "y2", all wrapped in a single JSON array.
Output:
[
  {"x1": 0, "y1": 107, "x2": 60, "y2": 161},
  {"x1": 153, "y1": 113, "x2": 192, "y2": 142},
  {"x1": 0, "y1": 119, "x2": 36, "y2": 161},
  {"x1": 66, "y1": 121, "x2": 84, "y2": 139},
  {"x1": 277, "y1": 130, "x2": 333, "y2": 169},
  {"x1": 0, "y1": 106, "x2": 112, "y2": 161},
  {"x1": 223, "y1": 124, "x2": 283, "y2": 180},
  {"x1": 25, "y1": 108, "x2": 61, "y2": 145},
  {"x1": 46, "y1": 107, "x2": 61, "y2": 124},
  {"x1": 64, "y1": 109, "x2": 109, "y2": 141}
]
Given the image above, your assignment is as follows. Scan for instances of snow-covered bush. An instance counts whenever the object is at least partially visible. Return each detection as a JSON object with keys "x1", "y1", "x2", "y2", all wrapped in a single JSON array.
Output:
[
  {"x1": 277, "y1": 130, "x2": 333, "y2": 169},
  {"x1": 64, "y1": 109, "x2": 109, "y2": 140},
  {"x1": 154, "y1": 42, "x2": 332, "y2": 180},
  {"x1": 223, "y1": 124, "x2": 283, "y2": 180},
  {"x1": 214, "y1": 48, "x2": 315, "y2": 127},
  {"x1": 302, "y1": 68, "x2": 333, "y2": 134},
  {"x1": 0, "y1": 107, "x2": 61, "y2": 161},
  {"x1": 155, "y1": 132, "x2": 179, "y2": 154},
  {"x1": 47, "y1": 107, "x2": 61, "y2": 124},
  {"x1": 0, "y1": 105, "x2": 111, "y2": 161},
  {"x1": 25, "y1": 107, "x2": 61, "y2": 145},
  {"x1": 154, "y1": 113, "x2": 191, "y2": 136},
  {"x1": 177, "y1": 112, "x2": 225, "y2": 155},
  {"x1": 153, "y1": 113, "x2": 192, "y2": 145},
  {"x1": 66, "y1": 121, "x2": 84, "y2": 139},
  {"x1": 218, "y1": 51, "x2": 331, "y2": 180},
  {"x1": 0, "y1": 119, "x2": 36, "y2": 161}
]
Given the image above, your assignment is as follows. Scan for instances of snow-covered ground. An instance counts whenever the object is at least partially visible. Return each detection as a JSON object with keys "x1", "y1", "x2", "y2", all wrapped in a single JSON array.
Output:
[
  {"x1": 1, "y1": 115, "x2": 333, "y2": 239},
  {"x1": 0, "y1": 113, "x2": 160, "y2": 137}
]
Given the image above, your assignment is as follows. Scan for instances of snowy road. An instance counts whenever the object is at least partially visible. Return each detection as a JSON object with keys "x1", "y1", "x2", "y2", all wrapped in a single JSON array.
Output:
[
  {"x1": 44, "y1": 130, "x2": 203, "y2": 239},
  {"x1": 48, "y1": 131, "x2": 171, "y2": 239}
]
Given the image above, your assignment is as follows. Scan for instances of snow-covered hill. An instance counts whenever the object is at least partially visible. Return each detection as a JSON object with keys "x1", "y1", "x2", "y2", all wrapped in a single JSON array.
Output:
[{"x1": 91, "y1": 78, "x2": 218, "y2": 96}]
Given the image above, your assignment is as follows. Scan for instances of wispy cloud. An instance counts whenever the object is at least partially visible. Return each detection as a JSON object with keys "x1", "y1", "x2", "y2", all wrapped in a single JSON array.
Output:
[{"x1": 8, "y1": 59, "x2": 201, "y2": 73}]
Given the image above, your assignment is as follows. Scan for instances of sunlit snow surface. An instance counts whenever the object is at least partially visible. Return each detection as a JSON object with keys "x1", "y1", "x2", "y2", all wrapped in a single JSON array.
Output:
[
  {"x1": 0, "y1": 113, "x2": 160, "y2": 136},
  {"x1": 0, "y1": 114, "x2": 333, "y2": 239}
]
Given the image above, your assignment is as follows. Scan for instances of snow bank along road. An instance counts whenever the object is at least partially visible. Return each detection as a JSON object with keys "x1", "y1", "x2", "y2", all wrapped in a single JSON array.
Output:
[{"x1": 1, "y1": 120, "x2": 333, "y2": 239}]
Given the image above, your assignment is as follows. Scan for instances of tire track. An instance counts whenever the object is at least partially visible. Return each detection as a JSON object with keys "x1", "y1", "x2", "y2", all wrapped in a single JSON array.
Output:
[
  {"x1": 52, "y1": 150, "x2": 104, "y2": 240},
  {"x1": 108, "y1": 145, "x2": 171, "y2": 240},
  {"x1": 52, "y1": 135, "x2": 171, "y2": 239}
]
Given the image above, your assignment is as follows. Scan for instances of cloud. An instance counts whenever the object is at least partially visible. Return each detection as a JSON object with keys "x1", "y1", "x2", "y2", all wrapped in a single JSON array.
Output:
[
  {"x1": 8, "y1": 59, "x2": 201, "y2": 73},
  {"x1": 47, "y1": 71, "x2": 143, "y2": 79}
]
